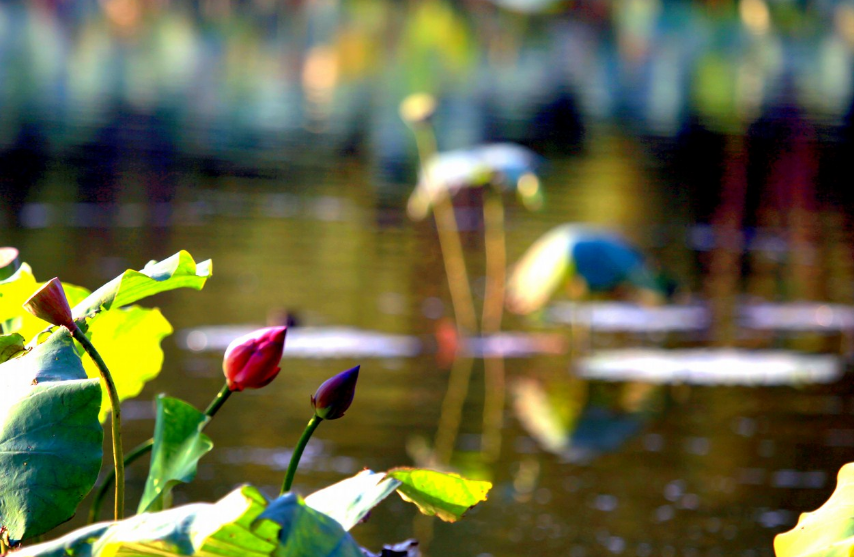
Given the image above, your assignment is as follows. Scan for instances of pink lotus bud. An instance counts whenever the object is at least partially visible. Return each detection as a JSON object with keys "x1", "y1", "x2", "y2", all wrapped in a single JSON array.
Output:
[
  {"x1": 23, "y1": 277, "x2": 76, "y2": 331},
  {"x1": 223, "y1": 326, "x2": 287, "y2": 391},
  {"x1": 311, "y1": 365, "x2": 360, "y2": 420}
]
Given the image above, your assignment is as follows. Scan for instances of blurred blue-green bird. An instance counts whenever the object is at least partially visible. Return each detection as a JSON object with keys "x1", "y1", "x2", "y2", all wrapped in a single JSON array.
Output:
[{"x1": 507, "y1": 225, "x2": 673, "y2": 314}]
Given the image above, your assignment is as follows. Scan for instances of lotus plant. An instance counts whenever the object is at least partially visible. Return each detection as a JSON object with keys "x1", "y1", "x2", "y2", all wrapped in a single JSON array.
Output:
[
  {"x1": 281, "y1": 365, "x2": 360, "y2": 494},
  {"x1": 24, "y1": 278, "x2": 127, "y2": 520},
  {"x1": 1, "y1": 252, "x2": 492, "y2": 556},
  {"x1": 89, "y1": 325, "x2": 288, "y2": 522}
]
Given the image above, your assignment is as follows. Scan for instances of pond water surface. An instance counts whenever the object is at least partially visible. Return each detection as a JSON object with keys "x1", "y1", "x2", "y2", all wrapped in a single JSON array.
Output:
[{"x1": 5, "y1": 134, "x2": 854, "y2": 557}]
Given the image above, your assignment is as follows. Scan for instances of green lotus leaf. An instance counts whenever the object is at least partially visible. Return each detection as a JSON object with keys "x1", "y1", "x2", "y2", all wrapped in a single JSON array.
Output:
[
  {"x1": 304, "y1": 470, "x2": 401, "y2": 531},
  {"x1": 775, "y1": 462, "x2": 854, "y2": 557},
  {"x1": 71, "y1": 251, "x2": 212, "y2": 319},
  {"x1": 15, "y1": 485, "x2": 362, "y2": 557},
  {"x1": 138, "y1": 395, "x2": 213, "y2": 514},
  {"x1": 81, "y1": 306, "x2": 173, "y2": 422},
  {"x1": 0, "y1": 329, "x2": 102, "y2": 543},
  {"x1": 387, "y1": 468, "x2": 492, "y2": 523},
  {"x1": 0, "y1": 333, "x2": 26, "y2": 363},
  {"x1": 0, "y1": 264, "x2": 89, "y2": 342}
]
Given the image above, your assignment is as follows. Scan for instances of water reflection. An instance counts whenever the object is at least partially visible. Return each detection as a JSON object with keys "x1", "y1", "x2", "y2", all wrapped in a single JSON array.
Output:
[
  {"x1": 180, "y1": 325, "x2": 421, "y2": 359},
  {"x1": 578, "y1": 349, "x2": 842, "y2": 385},
  {"x1": 512, "y1": 377, "x2": 665, "y2": 463}
]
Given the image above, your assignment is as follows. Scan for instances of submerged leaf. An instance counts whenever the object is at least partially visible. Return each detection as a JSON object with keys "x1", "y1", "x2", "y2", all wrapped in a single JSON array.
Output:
[
  {"x1": 82, "y1": 306, "x2": 173, "y2": 422},
  {"x1": 72, "y1": 251, "x2": 212, "y2": 319},
  {"x1": 775, "y1": 462, "x2": 854, "y2": 557},
  {"x1": 0, "y1": 330, "x2": 102, "y2": 543},
  {"x1": 387, "y1": 468, "x2": 491, "y2": 523},
  {"x1": 138, "y1": 395, "x2": 213, "y2": 514}
]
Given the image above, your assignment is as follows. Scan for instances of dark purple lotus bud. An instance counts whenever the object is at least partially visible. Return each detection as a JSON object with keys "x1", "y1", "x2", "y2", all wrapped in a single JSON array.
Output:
[
  {"x1": 311, "y1": 365, "x2": 360, "y2": 420},
  {"x1": 23, "y1": 277, "x2": 76, "y2": 331},
  {"x1": 223, "y1": 326, "x2": 287, "y2": 391}
]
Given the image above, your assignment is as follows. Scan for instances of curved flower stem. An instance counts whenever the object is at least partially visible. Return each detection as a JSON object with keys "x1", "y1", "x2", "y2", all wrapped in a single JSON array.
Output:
[
  {"x1": 87, "y1": 438, "x2": 153, "y2": 524},
  {"x1": 204, "y1": 383, "x2": 233, "y2": 418},
  {"x1": 88, "y1": 381, "x2": 234, "y2": 523},
  {"x1": 280, "y1": 415, "x2": 323, "y2": 495},
  {"x1": 71, "y1": 326, "x2": 124, "y2": 521}
]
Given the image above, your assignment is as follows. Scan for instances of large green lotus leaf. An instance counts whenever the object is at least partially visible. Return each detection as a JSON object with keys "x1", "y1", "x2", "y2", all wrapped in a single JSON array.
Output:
[
  {"x1": 138, "y1": 395, "x2": 213, "y2": 514},
  {"x1": 304, "y1": 470, "x2": 401, "y2": 531},
  {"x1": 0, "y1": 264, "x2": 90, "y2": 342},
  {"x1": 0, "y1": 329, "x2": 103, "y2": 543},
  {"x1": 16, "y1": 486, "x2": 363, "y2": 557},
  {"x1": 775, "y1": 462, "x2": 854, "y2": 557},
  {"x1": 260, "y1": 493, "x2": 363, "y2": 557},
  {"x1": 71, "y1": 251, "x2": 212, "y2": 320},
  {"x1": 387, "y1": 468, "x2": 492, "y2": 523},
  {"x1": 82, "y1": 306, "x2": 173, "y2": 422}
]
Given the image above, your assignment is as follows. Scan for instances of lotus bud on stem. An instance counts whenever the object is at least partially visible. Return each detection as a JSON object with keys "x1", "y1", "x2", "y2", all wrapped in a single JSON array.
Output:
[
  {"x1": 24, "y1": 278, "x2": 126, "y2": 520},
  {"x1": 280, "y1": 365, "x2": 360, "y2": 495},
  {"x1": 87, "y1": 326, "x2": 288, "y2": 523}
]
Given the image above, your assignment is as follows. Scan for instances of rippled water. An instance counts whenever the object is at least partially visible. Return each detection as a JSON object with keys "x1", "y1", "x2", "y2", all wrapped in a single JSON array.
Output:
[{"x1": 5, "y1": 130, "x2": 854, "y2": 556}]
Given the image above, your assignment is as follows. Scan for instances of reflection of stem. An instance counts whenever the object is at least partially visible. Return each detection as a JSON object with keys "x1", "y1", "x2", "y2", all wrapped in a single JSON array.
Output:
[
  {"x1": 481, "y1": 189, "x2": 506, "y2": 462},
  {"x1": 412, "y1": 125, "x2": 478, "y2": 335},
  {"x1": 708, "y1": 134, "x2": 747, "y2": 347},
  {"x1": 433, "y1": 355, "x2": 475, "y2": 465},
  {"x1": 281, "y1": 415, "x2": 323, "y2": 495},
  {"x1": 88, "y1": 382, "x2": 232, "y2": 523},
  {"x1": 71, "y1": 327, "x2": 124, "y2": 521}
]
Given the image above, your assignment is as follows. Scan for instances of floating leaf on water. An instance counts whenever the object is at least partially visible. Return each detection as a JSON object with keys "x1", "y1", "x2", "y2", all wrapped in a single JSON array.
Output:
[{"x1": 387, "y1": 468, "x2": 492, "y2": 523}]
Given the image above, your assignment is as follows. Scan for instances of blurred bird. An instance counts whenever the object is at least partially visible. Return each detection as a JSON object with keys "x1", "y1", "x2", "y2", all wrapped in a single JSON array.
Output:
[
  {"x1": 507, "y1": 224, "x2": 672, "y2": 315},
  {"x1": 407, "y1": 143, "x2": 542, "y2": 221}
]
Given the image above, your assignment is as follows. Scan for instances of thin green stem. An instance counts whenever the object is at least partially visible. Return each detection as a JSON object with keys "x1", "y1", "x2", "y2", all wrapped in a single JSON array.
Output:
[
  {"x1": 88, "y1": 438, "x2": 153, "y2": 524},
  {"x1": 88, "y1": 381, "x2": 234, "y2": 524},
  {"x1": 280, "y1": 415, "x2": 323, "y2": 495},
  {"x1": 72, "y1": 326, "x2": 124, "y2": 521},
  {"x1": 204, "y1": 383, "x2": 233, "y2": 418}
]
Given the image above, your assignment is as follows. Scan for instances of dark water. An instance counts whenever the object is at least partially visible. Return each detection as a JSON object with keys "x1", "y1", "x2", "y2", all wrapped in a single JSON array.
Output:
[{"x1": 4, "y1": 1, "x2": 854, "y2": 556}]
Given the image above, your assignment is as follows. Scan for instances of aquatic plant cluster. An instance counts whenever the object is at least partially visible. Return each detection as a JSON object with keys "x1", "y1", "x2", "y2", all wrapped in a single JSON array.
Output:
[{"x1": 0, "y1": 250, "x2": 490, "y2": 556}]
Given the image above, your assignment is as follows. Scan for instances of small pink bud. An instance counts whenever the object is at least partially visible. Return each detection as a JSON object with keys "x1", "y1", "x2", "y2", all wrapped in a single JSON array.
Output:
[
  {"x1": 223, "y1": 326, "x2": 287, "y2": 391},
  {"x1": 311, "y1": 365, "x2": 360, "y2": 420},
  {"x1": 23, "y1": 277, "x2": 76, "y2": 331}
]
